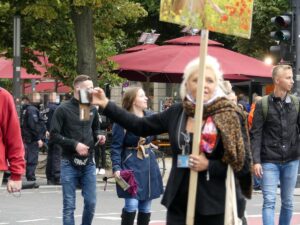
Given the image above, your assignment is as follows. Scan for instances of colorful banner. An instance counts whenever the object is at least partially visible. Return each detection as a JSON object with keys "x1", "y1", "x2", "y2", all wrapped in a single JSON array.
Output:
[{"x1": 160, "y1": 0, "x2": 254, "y2": 39}]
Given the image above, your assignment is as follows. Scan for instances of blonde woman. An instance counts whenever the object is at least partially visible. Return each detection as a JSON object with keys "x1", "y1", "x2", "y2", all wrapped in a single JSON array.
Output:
[{"x1": 93, "y1": 56, "x2": 252, "y2": 225}]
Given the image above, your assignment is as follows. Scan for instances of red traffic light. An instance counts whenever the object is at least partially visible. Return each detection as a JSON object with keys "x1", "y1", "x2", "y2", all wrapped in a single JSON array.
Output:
[{"x1": 271, "y1": 15, "x2": 291, "y2": 27}]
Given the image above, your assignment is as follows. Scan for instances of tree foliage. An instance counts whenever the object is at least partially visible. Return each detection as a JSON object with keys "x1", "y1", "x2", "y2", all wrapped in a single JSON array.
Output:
[
  {"x1": 0, "y1": 0, "x2": 146, "y2": 88},
  {"x1": 0, "y1": 0, "x2": 291, "y2": 92},
  {"x1": 126, "y1": 0, "x2": 290, "y2": 61},
  {"x1": 233, "y1": 0, "x2": 289, "y2": 59}
]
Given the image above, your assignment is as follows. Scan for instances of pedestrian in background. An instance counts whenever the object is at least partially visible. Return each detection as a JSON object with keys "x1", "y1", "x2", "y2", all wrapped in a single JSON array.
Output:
[
  {"x1": 45, "y1": 92, "x2": 62, "y2": 185},
  {"x1": 50, "y1": 75, "x2": 106, "y2": 225},
  {"x1": 92, "y1": 56, "x2": 252, "y2": 225},
  {"x1": 238, "y1": 93, "x2": 250, "y2": 113},
  {"x1": 0, "y1": 87, "x2": 25, "y2": 193},
  {"x1": 111, "y1": 86, "x2": 163, "y2": 225},
  {"x1": 248, "y1": 94, "x2": 262, "y2": 191},
  {"x1": 20, "y1": 96, "x2": 30, "y2": 123},
  {"x1": 94, "y1": 109, "x2": 110, "y2": 175},
  {"x1": 21, "y1": 92, "x2": 47, "y2": 182},
  {"x1": 248, "y1": 95, "x2": 262, "y2": 130},
  {"x1": 251, "y1": 64, "x2": 300, "y2": 225}
]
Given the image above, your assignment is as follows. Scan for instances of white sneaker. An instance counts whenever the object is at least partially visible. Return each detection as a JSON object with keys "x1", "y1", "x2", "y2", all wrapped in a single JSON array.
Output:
[
  {"x1": 96, "y1": 168, "x2": 100, "y2": 175},
  {"x1": 99, "y1": 168, "x2": 105, "y2": 175}
]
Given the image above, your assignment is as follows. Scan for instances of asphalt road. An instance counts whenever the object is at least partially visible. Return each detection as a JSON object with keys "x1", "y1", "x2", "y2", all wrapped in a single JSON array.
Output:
[{"x1": 1, "y1": 183, "x2": 300, "y2": 225}]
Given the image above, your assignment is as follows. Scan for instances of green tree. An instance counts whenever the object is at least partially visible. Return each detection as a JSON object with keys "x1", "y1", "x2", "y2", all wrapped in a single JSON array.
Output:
[
  {"x1": 233, "y1": 0, "x2": 290, "y2": 59},
  {"x1": 0, "y1": 0, "x2": 146, "y2": 87},
  {"x1": 128, "y1": 0, "x2": 290, "y2": 61}
]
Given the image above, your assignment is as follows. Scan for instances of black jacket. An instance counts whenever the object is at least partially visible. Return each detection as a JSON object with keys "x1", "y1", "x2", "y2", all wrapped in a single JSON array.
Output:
[
  {"x1": 21, "y1": 104, "x2": 46, "y2": 143},
  {"x1": 50, "y1": 98, "x2": 102, "y2": 159},
  {"x1": 45, "y1": 102, "x2": 59, "y2": 131},
  {"x1": 103, "y1": 101, "x2": 251, "y2": 217},
  {"x1": 250, "y1": 95, "x2": 300, "y2": 164}
]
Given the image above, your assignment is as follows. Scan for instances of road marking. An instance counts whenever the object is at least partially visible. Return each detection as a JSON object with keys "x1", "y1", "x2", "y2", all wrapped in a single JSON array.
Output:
[
  {"x1": 247, "y1": 212, "x2": 300, "y2": 217},
  {"x1": 16, "y1": 219, "x2": 48, "y2": 223},
  {"x1": 247, "y1": 214, "x2": 300, "y2": 225},
  {"x1": 95, "y1": 216, "x2": 121, "y2": 220},
  {"x1": 40, "y1": 191, "x2": 61, "y2": 194},
  {"x1": 150, "y1": 220, "x2": 166, "y2": 223},
  {"x1": 94, "y1": 212, "x2": 120, "y2": 216}
]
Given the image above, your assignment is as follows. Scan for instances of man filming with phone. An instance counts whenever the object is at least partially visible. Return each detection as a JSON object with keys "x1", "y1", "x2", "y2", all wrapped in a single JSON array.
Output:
[{"x1": 50, "y1": 75, "x2": 106, "y2": 225}]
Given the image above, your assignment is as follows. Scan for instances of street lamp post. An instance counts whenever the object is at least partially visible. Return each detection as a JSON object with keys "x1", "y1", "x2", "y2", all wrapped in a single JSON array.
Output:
[
  {"x1": 293, "y1": 0, "x2": 300, "y2": 95},
  {"x1": 291, "y1": 0, "x2": 300, "y2": 187},
  {"x1": 13, "y1": 15, "x2": 21, "y2": 117}
]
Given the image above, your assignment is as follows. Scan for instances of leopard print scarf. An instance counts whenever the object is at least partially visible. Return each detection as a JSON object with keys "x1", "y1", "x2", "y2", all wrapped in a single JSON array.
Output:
[
  {"x1": 183, "y1": 97, "x2": 246, "y2": 172},
  {"x1": 203, "y1": 97, "x2": 246, "y2": 172}
]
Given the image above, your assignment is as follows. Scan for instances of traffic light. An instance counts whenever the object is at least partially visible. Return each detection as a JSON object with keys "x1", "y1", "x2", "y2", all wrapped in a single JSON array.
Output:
[{"x1": 270, "y1": 13, "x2": 294, "y2": 64}]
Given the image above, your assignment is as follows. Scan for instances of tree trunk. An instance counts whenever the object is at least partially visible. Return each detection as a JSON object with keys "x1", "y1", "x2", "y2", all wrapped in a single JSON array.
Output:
[{"x1": 71, "y1": 6, "x2": 98, "y2": 85}]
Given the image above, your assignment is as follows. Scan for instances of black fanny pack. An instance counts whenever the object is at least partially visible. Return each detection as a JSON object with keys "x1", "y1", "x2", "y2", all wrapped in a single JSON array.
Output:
[{"x1": 70, "y1": 154, "x2": 90, "y2": 167}]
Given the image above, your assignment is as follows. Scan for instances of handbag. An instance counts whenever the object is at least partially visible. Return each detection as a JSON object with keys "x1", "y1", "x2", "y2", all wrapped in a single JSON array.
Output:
[{"x1": 224, "y1": 166, "x2": 243, "y2": 225}]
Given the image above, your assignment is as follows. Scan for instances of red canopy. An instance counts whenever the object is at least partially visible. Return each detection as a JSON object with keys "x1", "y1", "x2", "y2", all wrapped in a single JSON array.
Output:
[
  {"x1": 124, "y1": 44, "x2": 158, "y2": 53},
  {"x1": 0, "y1": 58, "x2": 42, "y2": 79},
  {"x1": 111, "y1": 44, "x2": 272, "y2": 83},
  {"x1": 164, "y1": 35, "x2": 223, "y2": 46},
  {"x1": 24, "y1": 81, "x2": 71, "y2": 94}
]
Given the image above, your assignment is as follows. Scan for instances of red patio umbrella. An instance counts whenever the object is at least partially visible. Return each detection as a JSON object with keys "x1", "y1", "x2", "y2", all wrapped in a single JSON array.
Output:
[
  {"x1": 0, "y1": 58, "x2": 42, "y2": 79},
  {"x1": 24, "y1": 81, "x2": 71, "y2": 94},
  {"x1": 124, "y1": 44, "x2": 158, "y2": 53},
  {"x1": 111, "y1": 44, "x2": 272, "y2": 83},
  {"x1": 164, "y1": 35, "x2": 223, "y2": 46}
]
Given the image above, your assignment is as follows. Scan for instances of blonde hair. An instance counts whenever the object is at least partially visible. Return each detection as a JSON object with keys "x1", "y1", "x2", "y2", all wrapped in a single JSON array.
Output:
[
  {"x1": 222, "y1": 80, "x2": 232, "y2": 95},
  {"x1": 180, "y1": 55, "x2": 224, "y2": 100},
  {"x1": 272, "y1": 64, "x2": 292, "y2": 81}
]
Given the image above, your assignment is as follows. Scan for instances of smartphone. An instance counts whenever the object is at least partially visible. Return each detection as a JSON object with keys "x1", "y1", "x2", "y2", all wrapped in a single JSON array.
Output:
[{"x1": 79, "y1": 89, "x2": 92, "y2": 104}]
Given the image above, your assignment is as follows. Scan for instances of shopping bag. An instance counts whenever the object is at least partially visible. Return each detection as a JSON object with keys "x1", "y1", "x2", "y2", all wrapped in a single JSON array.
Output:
[{"x1": 224, "y1": 166, "x2": 242, "y2": 225}]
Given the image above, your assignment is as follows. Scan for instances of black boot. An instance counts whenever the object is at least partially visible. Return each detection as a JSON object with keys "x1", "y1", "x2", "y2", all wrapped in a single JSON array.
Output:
[
  {"x1": 121, "y1": 210, "x2": 136, "y2": 225},
  {"x1": 137, "y1": 212, "x2": 151, "y2": 225}
]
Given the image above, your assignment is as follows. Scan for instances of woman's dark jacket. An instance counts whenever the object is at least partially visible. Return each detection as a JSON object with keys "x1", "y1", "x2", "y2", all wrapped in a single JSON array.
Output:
[
  {"x1": 111, "y1": 112, "x2": 163, "y2": 200},
  {"x1": 103, "y1": 101, "x2": 252, "y2": 216},
  {"x1": 50, "y1": 98, "x2": 102, "y2": 160}
]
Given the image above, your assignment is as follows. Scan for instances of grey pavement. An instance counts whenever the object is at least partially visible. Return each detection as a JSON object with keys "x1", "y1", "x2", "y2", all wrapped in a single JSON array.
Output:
[{"x1": 12, "y1": 153, "x2": 300, "y2": 196}]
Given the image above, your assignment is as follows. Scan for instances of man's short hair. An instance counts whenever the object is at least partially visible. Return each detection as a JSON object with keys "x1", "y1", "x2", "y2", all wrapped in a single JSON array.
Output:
[
  {"x1": 22, "y1": 96, "x2": 30, "y2": 101},
  {"x1": 272, "y1": 65, "x2": 292, "y2": 80},
  {"x1": 73, "y1": 75, "x2": 92, "y2": 87}
]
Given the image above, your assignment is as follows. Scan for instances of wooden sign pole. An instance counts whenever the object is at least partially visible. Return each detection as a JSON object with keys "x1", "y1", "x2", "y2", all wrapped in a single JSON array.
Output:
[{"x1": 186, "y1": 29, "x2": 209, "y2": 225}]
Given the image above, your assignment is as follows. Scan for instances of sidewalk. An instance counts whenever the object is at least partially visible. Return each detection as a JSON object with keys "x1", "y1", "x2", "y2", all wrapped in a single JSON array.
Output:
[{"x1": 31, "y1": 154, "x2": 300, "y2": 196}]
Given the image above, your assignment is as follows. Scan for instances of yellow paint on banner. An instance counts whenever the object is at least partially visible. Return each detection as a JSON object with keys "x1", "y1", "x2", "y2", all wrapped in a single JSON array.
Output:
[{"x1": 160, "y1": 0, "x2": 254, "y2": 39}]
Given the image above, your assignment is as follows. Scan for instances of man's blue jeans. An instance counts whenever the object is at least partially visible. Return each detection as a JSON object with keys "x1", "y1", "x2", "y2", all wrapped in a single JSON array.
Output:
[
  {"x1": 61, "y1": 159, "x2": 97, "y2": 225},
  {"x1": 261, "y1": 160, "x2": 299, "y2": 225},
  {"x1": 124, "y1": 198, "x2": 152, "y2": 213}
]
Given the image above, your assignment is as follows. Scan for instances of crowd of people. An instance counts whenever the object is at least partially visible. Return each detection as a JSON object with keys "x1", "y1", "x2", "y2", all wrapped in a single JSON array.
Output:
[{"x1": 0, "y1": 56, "x2": 299, "y2": 225}]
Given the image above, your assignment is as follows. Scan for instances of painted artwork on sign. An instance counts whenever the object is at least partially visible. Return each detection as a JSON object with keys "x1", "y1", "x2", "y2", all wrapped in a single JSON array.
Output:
[{"x1": 160, "y1": 0, "x2": 254, "y2": 39}]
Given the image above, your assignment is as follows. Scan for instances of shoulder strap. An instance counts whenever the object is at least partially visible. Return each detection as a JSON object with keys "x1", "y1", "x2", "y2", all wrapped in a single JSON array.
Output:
[
  {"x1": 290, "y1": 95, "x2": 300, "y2": 114},
  {"x1": 262, "y1": 95, "x2": 299, "y2": 121},
  {"x1": 261, "y1": 95, "x2": 269, "y2": 121}
]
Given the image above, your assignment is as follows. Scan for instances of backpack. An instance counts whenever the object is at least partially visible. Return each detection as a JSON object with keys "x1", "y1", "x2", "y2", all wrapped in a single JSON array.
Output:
[{"x1": 261, "y1": 95, "x2": 300, "y2": 120}]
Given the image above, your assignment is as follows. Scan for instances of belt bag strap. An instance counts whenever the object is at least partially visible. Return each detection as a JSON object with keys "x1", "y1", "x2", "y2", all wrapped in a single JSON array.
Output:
[{"x1": 127, "y1": 137, "x2": 150, "y2": 160}]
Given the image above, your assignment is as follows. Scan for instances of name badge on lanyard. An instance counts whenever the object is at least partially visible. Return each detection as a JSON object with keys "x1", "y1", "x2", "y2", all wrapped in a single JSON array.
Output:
[{"x1": 177, "y1": 132, "x2": 190, "y2": 168}]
